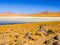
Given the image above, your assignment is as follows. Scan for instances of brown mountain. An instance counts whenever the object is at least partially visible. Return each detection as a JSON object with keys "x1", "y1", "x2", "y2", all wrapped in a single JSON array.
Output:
[
  {"x1": 0, "y1": 11, "x2": 60, "y2": 17},
  {"x1": 0, "y1": 12, "x2": 14, "y2": 14},
  {"x1": 31, "y1": 11, "x2": 60, "y2": 17}
]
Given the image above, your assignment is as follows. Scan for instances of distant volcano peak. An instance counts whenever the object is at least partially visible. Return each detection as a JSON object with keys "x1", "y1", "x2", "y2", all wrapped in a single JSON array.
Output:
[
  {"x1": 0, "y1": 11, "x2": 14, "y2": 14},
  {"x1": 41, "y1": 10, "x2": 52, "y2": 14},
  {"x1": 56, "y1": 12, "x2": 60, "y2": 14}
]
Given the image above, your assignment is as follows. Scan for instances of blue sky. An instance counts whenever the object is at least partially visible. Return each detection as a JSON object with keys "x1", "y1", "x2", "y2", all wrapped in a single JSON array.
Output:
[{"x1": 0, "y1": 0, "x2": 60, "y2": 14}]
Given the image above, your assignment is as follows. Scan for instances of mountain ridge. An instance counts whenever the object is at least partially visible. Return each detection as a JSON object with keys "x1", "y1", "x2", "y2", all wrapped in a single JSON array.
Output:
[{"x1": 0, "y1": 11, "x2": 60, "y2": 17}]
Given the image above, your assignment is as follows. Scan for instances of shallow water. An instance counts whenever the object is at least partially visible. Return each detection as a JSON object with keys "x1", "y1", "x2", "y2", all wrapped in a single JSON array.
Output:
[
  {"x1": 0, "y1": 21, "x2": 26, "y2": 25},
  {"x1": 0, "y1": 17, "x2": 60, "y2": 25}
]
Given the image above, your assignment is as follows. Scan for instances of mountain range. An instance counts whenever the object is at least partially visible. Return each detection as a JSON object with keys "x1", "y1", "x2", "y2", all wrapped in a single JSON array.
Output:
[{"x1": 0, "y1": 11, "x2": 60, "y2": 17}]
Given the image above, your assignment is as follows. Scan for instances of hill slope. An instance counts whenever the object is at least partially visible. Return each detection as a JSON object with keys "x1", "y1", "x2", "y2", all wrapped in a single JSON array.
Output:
[{"x1": 0, "y1": 11, "x2": 60, "y2": 17}]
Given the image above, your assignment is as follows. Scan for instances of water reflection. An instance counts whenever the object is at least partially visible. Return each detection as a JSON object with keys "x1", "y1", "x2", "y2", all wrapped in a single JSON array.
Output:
[{"x1": 0, "y1": 21, "x2": 26, "y2": 25}]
